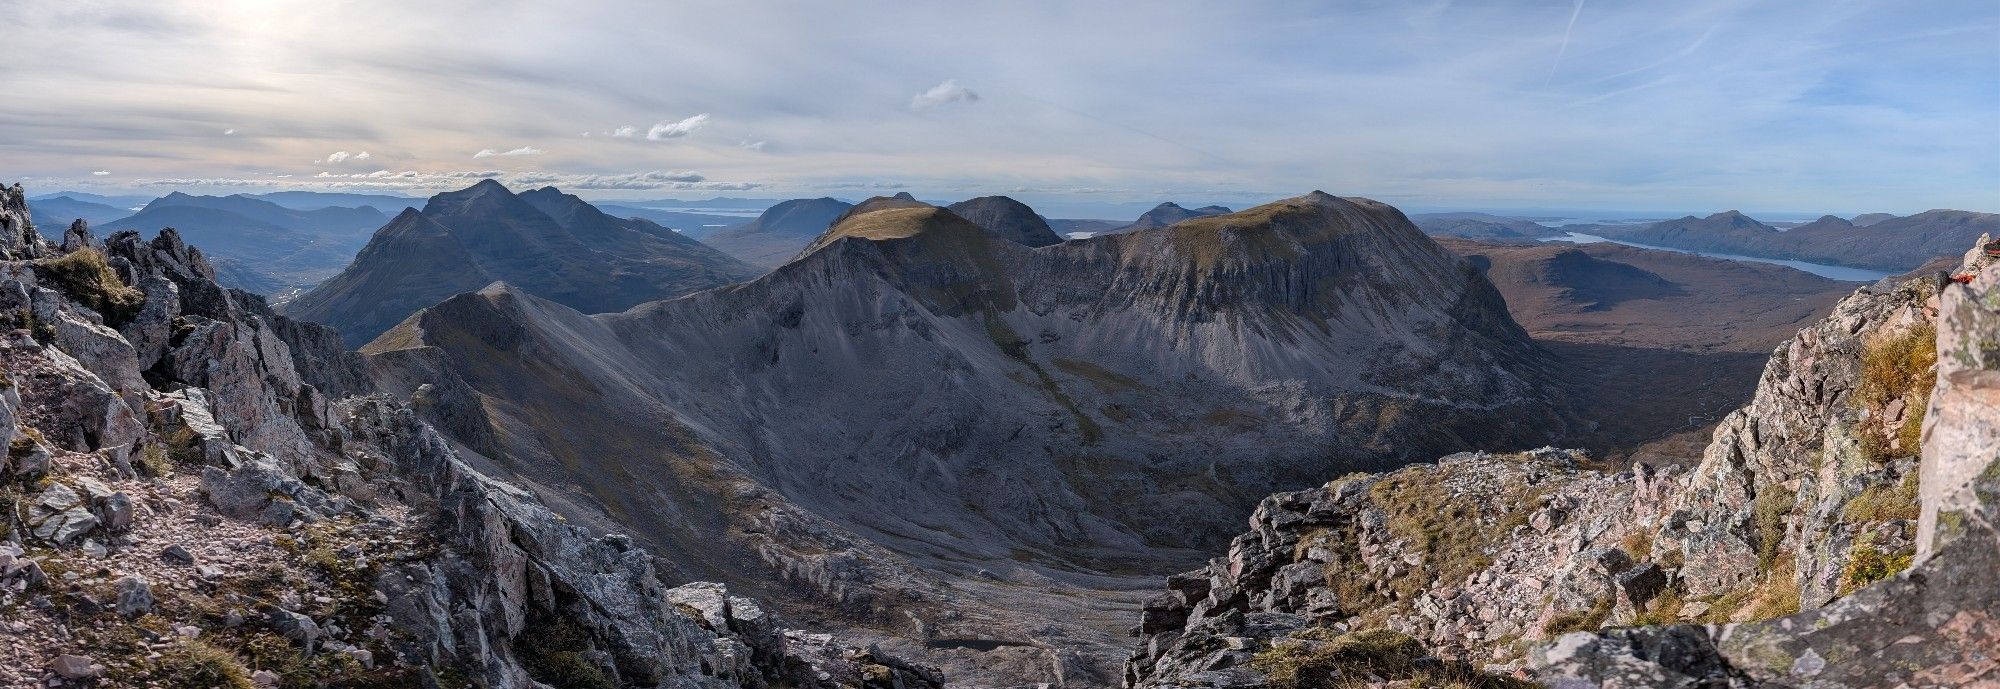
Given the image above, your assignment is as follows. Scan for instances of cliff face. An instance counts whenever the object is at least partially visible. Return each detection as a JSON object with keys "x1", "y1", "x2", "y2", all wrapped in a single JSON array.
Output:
[
  {"x1": 0, "y1": 187, "x2": 937, "y2": 689},
  {"x1": 1126, "y1": 239, "x2": 1998, "y2": 688}
]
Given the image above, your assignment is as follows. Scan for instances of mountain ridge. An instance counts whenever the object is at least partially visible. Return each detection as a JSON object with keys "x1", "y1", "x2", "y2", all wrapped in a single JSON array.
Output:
[
  {"x1": 288, "y1": 179, "x2": 757, "y2": 347},
  {"x1": 363, "y1": 189, "x2": 1574, "y2": 684}
]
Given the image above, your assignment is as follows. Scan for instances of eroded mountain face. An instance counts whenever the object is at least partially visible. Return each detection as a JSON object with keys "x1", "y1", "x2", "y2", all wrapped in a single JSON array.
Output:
[
  {"x1": 286, "y1": 179, "x2": 759, "y2": 348},
  {"x1": 362, "y1": 191, "x2": 1574, "y2": 684},
  {"x1": 0, "y1": 185, "x2": 940, "y2": 689},
  {"x1": 1125, "y1": 239, "x2": 1999, "y2": 689}
]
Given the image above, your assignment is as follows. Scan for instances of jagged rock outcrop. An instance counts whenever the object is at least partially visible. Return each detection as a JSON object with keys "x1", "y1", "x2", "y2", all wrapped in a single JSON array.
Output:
[
  {"x1": 365, "y1": 191, "x2": 1571, "y2": 685},
  {"x1": 288, "y1": 179, "x2": 759, "y2": 347},
  {"x1": 1125, "y1": 239, "x2": 1997, "y2": 689},
  {"x1": 0, "y1": 185, "x2": 939, "y2": 689},
  {"x1": 945, "y1": 195, "x2": 1064, "y2": 247},
  {"x1": 1533, "y1": 239, "x2": 2000, "y2": 687},
  {"x1": 0, "y1": 183, "x2": 50, "y2": 260}
]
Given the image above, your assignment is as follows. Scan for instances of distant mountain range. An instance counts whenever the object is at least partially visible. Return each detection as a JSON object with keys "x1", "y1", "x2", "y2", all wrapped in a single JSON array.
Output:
[
  {"x1": 286, "y1": 179, "x2": 757, "y2": 347},
  {"x1": 27, "y1": 190, "x2": 154, "y2": 208},
  {"x1": 1415, "y1": 208, "x2": 1999, "y2": 272},
  {"x1": 26, "y1": 195, "x2": 130, "y2": 227},
  {"x1": 95, "y1": 192, "x2": 392, "y2": 295},
  {"x1": 1589, "y1": 209, "x2": 1999, "y2": 271},
  {"x1": 1410, "y1": 212, "x2": 1564, "y2": 241}
]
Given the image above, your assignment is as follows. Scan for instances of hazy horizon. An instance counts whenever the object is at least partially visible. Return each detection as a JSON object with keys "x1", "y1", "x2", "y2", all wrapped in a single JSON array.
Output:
[{"x1": 4, "y1": 1, "x2": 1996, "y2": 217}]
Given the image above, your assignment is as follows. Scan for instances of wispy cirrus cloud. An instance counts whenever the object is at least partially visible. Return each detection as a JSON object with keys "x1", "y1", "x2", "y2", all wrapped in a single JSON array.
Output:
[
  {"x1": 645, "y1": 114, "x2": 709, "y2": 140},
  {"x1": 472, "y1": 146, "x2": 542, "y2": 158}
]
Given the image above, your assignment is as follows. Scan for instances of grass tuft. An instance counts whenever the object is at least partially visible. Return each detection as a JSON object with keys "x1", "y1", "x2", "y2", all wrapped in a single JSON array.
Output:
[
  {"x1": 155, "y1": 640, "x2": 255, "y2": 689},
  {"x1": 1752, "y1": 485, "x2": 1795, "y2": 572},
  {"x1": 33, "y1": 248, "x2": 145, "y2": 327},
  {"x1": 1854, "y1": 323, "x2": 1937, "y2": 462},
  {"x1": 1841, "y1": 472, "x2": 1919, "y2": 524},
  {"x1": 1250, "y1": 628, "x2": 1533, "y2": 689}
]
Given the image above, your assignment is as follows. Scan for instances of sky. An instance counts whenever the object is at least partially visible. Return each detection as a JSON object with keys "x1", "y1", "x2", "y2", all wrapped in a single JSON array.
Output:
[{"x1": 1, "y1": 0, "x2": 1996, "y2": 217}]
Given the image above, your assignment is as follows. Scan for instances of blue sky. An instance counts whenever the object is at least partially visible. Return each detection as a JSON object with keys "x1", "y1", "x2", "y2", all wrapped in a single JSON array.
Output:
[{"x1": 1, "y1": 0, "x2": 1994, "y2": 217}]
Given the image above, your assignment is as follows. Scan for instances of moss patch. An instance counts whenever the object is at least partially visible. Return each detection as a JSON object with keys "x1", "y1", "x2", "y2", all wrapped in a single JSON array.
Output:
[
  {"x1": 33, "y1": 248, "x2": 145, "y2": 327},
  {"x1": 1838, "y1": 538, "x2": 1913, "y2": 595},
  {"x1": 518, "y1": 618, "x2": 616, "y2": 689},
  {"x1": 1841, "y1": 472, "x2": 1919, "y2": 523}
]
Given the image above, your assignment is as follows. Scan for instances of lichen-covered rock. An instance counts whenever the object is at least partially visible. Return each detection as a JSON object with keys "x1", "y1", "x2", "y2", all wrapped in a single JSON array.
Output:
[
  {"x1": 1124, "y1": 448, "x2": 1651, "y2": 686},
  {"x1": 1133, "y1": 241, "x2": 1997, "y2": 689},
  {"x1": 26, "y1": 482, "x2": 99, "y2": 545},
  {"x1": 1919, "y1": 233, "x2": 2000, "y2": 556},
  {"x1": 1526, "y1": 240, "x2": 2000, "y2": 687}
]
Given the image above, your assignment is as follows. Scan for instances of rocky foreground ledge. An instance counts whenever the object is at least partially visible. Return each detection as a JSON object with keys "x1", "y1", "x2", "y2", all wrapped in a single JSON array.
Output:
[
  {"x1": 1127, "y1": 239, "x2": 1999, "y2": 689},
  {"x1": 0, "y1": 184, "x2": 942, "y2": 688}
]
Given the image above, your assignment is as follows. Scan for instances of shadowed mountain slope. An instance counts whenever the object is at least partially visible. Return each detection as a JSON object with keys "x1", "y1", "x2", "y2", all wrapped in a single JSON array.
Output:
[
  {"x1": 945, "y1": 195, "x2": 1064, "y2": 247},
  {"x1": 288, "y1": 179, "x2": 757, "y2": 347}
]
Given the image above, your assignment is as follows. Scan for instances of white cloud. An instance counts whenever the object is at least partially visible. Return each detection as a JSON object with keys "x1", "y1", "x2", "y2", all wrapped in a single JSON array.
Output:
[
  {"x1": 222, "y1": 128, "x2": 236, "y2": 135},
  {"x1": 472, "y1": 146, "x2": 542, "y2": 158},
  {"x1": 321, "y1": 150, "x2": 370, "y2": 164},
  {"x1": 740, "y1": 140, "x2": 767, "y2": 151},
  {"x1": 646, "y1": 114, "x2": 709, "y2": 140},
  {"x1": 610, "y1": 125, "x2": 637, "y2": 138},
  {"x1": 911, "y1": 79, "x2": 979, "y2": 108},
  {"x1": 90, "y1": 170, "x2": 110, "y2": 176}
]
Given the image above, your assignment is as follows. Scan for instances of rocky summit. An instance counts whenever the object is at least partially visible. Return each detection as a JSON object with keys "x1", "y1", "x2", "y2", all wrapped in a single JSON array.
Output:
[
  {"x1": 0, "y1": 185, "x2": 941, "y2": 689},
  {"x1": 360, "y1": 190, "x2": 1573, "y2": 684},
  {"x1": 1125, "y1": 238, "x2": 2000, "y2": 689},
  {"x1": 286, "y1": 179, "x2": 759, "y2": 347}
]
